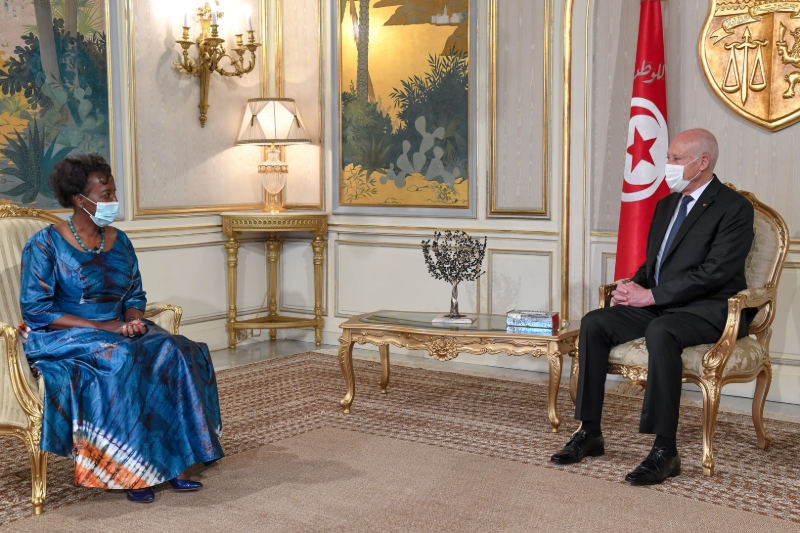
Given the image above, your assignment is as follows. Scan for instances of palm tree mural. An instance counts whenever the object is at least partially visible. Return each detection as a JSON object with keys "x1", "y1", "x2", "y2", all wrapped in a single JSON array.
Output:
[
  {"x1": 357, "y1": 0, "x2": 370, "y2": 99},
  {"x1": 0, "y1": 0, "x2": 109, "y2": 207},
  {"x1": 64, "y1": 0, "x2": 78, "y2": 36},
  {"x1": 32, "y1": 0, "x2": 62, "y2": 86}
]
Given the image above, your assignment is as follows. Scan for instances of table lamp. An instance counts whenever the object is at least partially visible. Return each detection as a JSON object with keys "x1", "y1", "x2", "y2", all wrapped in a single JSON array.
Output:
[{"x1": 236, "y1": 98, "x2": 311, "y2": 212}]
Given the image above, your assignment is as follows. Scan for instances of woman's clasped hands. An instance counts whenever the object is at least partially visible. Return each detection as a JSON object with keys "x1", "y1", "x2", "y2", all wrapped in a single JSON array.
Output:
[
  {"x1": 121, "y1": 320, "x2": 146, "y2": 338},
  {"x1": 99, "y1": 319, "x2": 146, "y2": 338}
]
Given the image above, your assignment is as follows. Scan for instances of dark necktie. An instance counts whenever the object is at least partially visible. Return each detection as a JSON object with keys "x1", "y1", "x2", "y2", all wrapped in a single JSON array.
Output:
[{"x1": 656, "y1": 195, "x2": 693, "y2": 284}]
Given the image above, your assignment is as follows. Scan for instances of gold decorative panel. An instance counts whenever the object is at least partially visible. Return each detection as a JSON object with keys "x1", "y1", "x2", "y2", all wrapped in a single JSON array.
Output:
[
  {"x1": 280, "y1": 0, "x2": 323, "y2": 209},
  {"x1": 490, "y1": 0, "x2": 550, "y2": 217},
  {"x1": 131, "y1": 0, "x2": 264, "y2": 215}
]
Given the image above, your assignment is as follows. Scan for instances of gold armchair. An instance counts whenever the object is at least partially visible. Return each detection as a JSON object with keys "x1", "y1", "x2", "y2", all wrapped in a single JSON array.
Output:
[
  {"x1": 0, "y1": 205, "x2": 182, "y2": 514},
  {"x1": 570, "y1": 186, "x2": 789, "y2": 476}
]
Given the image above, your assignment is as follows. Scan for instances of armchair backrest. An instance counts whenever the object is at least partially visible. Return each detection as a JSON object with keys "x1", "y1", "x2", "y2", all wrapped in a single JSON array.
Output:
[
  {"x1": 0, "y1": 205, "x2": 61, "y2": 328},
  {"x1": 727, "y1": 185, "x2": 790, "y2": 331}
]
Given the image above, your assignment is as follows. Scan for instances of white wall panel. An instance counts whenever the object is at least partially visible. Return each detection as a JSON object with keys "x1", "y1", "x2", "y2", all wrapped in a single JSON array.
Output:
[
  {"x1": 280, "y1": 239, "x2": 328, "y2": 314},
  {"x1": 487, "y1": 250, "x2": 553, "y2": 314},
  {"x1": 491, "y1": 0, "x2": 549, "y2": 215},
  {"x1": 135, "y1": 241, "x2": 266, "y2": 322},
  {"x1": 335, "y1": 241, "x2": 477, "y2": 317},
  {"x1": 771, "y1": 265, "x2": 800, "y2": 362},
  {"x1": 131, "y1": 0, "x2": 264, "y2": 212},
  {"x1": 282, "y1": 0, "x2": 323, "y2": 208}
]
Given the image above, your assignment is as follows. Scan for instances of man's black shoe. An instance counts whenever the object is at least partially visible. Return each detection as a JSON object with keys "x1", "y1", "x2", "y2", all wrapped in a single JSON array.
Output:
[
  {"x1": 625, "y1": 446, "x2": 681, "y2": 485},
  {"x1": 550, "y1": 429, "x2": 605, "y2": 465}
]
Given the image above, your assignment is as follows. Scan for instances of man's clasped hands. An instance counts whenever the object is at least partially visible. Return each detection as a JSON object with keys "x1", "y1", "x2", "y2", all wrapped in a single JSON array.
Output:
[{"x1": 611, "y1": 281, "x2": 656, "y2": 308}]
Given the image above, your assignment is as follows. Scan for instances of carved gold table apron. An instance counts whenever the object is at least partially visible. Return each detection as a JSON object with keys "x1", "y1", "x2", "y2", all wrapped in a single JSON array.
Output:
[
  {"x1": 222, "y1": 212, "x2": 328, "y2": 348},
  {"x1": 338, "y1": 311, "x2": 581, "y2": 432}
]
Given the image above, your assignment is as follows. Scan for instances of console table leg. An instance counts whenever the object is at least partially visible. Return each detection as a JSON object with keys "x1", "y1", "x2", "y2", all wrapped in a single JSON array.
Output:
[
  {"x1": 266, "y1": 234, "x2": 282, "y2": 342},
  {"x1": 224, "y1": 235, "x2": 240, "y2": 349},
  {"x1": 379, "y1": 344, "x2": 390, "y2": 394},
  {"x1": 546, "y1": 341, "x2": 563, "y2": 433},
  {"x1": 338, "y1": 332, "x2": 355, "y2": 413},
  {"x1": 311, "y1": 234, "x2": 326, "y2": 347}
]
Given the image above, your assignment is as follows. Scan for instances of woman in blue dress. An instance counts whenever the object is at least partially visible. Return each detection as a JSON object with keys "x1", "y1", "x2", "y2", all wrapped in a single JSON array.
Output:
[{"x1": 19, "y1": 154, "x2": 224, "y2": 503}]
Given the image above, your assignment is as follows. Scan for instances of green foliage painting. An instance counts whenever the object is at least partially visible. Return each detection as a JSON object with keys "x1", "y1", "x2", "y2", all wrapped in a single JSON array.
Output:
[
  {"x1": 339, "y1": 0, "x2": 470, "y2": 208},
  {"x1": 0, "y1": 0, "x2": 110, "y2": 208}
]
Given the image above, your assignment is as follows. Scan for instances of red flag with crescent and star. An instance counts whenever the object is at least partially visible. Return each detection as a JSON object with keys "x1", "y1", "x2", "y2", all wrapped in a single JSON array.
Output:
[{"x1": 614, "y1": 0, "x2": 669, "y2": 280}]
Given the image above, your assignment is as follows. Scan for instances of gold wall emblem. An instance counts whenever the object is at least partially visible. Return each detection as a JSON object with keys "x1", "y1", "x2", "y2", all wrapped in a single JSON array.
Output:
[{"x1": 701, "y1": 1, "x2": 800, "y2": 131}]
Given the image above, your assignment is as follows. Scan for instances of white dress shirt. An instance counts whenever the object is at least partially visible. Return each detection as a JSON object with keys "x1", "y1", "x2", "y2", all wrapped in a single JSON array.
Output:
[{"x1": 655, "y1": 179, "x2": 712, "y2": 283}]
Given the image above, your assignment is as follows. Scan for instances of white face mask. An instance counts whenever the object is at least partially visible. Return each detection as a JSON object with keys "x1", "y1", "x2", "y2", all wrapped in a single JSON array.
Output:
[
  {"x1": 664, "y1": 156, "x2": 702, "y2": 193},
  {"x1": 80, "y1": 194, "x2": 119, "y2": 227}
]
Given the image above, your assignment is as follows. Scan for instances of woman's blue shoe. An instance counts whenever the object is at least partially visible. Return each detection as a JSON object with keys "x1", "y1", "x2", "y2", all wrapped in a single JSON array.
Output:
[
  {"x1": 168, "y1": 478, "x2": 203, "y2": 491},
  {"x1": 126, "y1": 487, "x2": 155, "y2": 503}
]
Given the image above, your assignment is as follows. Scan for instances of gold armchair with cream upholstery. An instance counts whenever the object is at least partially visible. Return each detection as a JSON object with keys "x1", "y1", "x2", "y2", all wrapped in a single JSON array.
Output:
[
  {"x1": 570, "y1": 185, "x2": 789, "y2": 476},
  {"x1": 0, "y1": 204, "x2": 182, "y2": 514}
]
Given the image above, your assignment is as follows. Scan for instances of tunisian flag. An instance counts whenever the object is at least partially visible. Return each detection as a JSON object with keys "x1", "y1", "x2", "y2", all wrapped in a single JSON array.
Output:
[{"x1": 614, "y1": 0, "x2": 670, "y2": 280}]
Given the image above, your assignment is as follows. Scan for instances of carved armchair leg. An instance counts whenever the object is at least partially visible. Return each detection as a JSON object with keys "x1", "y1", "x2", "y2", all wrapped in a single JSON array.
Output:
[
  {"x1": 699, "y1": 378, "x2": 722, "y2": 476},
  {"x1": 752, "y1": 363, "x2": 773, "y2": 450},
  {"x1": 25, "y1": 437, "x2": 48, "y2": 515}
]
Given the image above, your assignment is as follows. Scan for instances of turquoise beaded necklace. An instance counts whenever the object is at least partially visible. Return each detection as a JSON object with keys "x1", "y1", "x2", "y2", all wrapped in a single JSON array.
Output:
[{"x1": 68, "y1": 216, "x2": 104, "y2": 254}]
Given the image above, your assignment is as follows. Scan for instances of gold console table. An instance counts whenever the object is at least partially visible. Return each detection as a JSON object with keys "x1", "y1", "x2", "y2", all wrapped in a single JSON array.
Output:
[
  {"x1": 221, "y1": 212, "x2": 328, "y2": 349},
  {"x1": 338, "y1": 311, "x2": 581, "y2": 432}
]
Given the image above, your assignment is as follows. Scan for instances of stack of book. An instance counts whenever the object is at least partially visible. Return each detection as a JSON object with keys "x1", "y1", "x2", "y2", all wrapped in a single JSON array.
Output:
[{"x1": 506, "y1": 310, "x2": 559, "y2": 334}]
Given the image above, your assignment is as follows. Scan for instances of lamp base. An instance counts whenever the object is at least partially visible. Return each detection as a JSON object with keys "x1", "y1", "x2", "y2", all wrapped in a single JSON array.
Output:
[{"x1": 262, "y1": 192, "x2": 285, "y2": 213}]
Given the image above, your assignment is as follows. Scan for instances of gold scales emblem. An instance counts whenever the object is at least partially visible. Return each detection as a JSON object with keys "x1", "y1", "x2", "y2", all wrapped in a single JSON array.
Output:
[{"x1": 701, "y1": 1, "x2": 800, "y2": 131}]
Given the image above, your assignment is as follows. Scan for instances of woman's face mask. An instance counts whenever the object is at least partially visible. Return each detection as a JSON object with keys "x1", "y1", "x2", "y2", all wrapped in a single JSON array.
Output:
[
  {"x1": 664, "y1": 156, "x2": 702, "y2": 193},
  {"x1": 80, "y1": 194, "x2": 119, "y2": 227}
]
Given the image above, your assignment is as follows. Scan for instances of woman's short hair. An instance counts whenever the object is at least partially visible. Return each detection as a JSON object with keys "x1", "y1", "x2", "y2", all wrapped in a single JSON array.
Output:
[{"x1": 49, "y1": 154, "x2": 113, "y2": 208}]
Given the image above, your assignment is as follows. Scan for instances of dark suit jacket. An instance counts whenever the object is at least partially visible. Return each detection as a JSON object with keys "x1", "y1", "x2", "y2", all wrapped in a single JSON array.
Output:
[{"x1": 630, "y1": 176, "x2": 755, "y2": 332}]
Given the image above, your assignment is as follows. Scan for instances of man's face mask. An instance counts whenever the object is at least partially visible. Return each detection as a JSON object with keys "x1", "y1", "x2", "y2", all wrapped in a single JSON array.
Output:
[{"x1": 664, "y1": 156, "x2": 702, "y2": 193}]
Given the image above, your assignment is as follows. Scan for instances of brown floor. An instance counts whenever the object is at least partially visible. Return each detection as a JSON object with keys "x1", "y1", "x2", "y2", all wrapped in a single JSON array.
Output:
[
  {"x1": 3, "y1": 352, "x2": 800, "y2": 531},
  {"x1": 5, "y1": 427, "x2": 796, "y2": 533}
]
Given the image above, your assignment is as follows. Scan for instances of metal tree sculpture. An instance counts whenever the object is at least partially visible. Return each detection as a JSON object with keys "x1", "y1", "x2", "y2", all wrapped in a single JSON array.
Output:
[{"x1": 421, "y1": 230, "x2": 487, "y2": 318}]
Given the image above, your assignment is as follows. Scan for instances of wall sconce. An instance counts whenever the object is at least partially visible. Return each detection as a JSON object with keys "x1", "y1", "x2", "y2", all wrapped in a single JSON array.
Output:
[
  {"x1": 174, "y1": 2, "x2": 261, "y2": 127},
  {"x1": 236, "y1": 98, "x2": 311, "y2": 212}
]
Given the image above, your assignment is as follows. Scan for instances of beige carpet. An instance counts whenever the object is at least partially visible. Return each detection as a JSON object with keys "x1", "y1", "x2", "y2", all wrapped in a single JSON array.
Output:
[
  {"x1": 3, "y1": 427, "x2": 795, "y2": 533},
  {"x1": 1, "y1": 352, "x2": 799, "y2": 531}
]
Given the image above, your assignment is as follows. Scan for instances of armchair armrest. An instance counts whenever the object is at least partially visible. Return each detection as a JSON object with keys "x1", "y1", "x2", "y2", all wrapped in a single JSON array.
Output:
[
  {"x1": 598, "y1": 278, "x2": 632, "y2": 308},
  {"x1": 144, "y1": 302, "x2": 183, "y2": 335},
  {"x1": 0, "y1": 325, "x2": 43, "y2": 431},
  {"x1": 701, "y1": 287, "x2": 776, "y2": 373}
]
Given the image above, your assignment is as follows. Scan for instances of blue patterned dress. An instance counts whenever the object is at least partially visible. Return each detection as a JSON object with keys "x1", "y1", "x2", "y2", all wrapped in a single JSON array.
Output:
[{"x1": 19, "y1": 226, "x2": 223, "y2": 489}]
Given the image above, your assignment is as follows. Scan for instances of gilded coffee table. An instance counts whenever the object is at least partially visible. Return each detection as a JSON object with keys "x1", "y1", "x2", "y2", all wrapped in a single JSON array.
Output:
[{"x1": 338, "y1": 311, "x2": 581, "y2": 432}]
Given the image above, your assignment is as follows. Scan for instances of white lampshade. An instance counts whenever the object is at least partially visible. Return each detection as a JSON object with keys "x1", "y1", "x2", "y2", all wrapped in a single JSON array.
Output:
[{"x1": 236, "y1": 98, "x2": 311, "y2": 145}]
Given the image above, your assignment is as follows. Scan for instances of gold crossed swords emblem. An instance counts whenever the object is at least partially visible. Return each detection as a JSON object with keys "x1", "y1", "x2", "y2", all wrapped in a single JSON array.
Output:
[{"x1": 701, "y1": 1, "x2": 800, "y2": 131}]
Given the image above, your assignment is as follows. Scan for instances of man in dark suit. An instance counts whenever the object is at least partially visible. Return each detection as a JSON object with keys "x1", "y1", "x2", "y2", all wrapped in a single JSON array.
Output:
[{"x1": 550, "y1": 129, "x2": 754, "y2": 485}]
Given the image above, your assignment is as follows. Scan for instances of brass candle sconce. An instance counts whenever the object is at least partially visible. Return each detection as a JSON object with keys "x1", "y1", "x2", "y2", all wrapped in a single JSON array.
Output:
[{"x1": 174, "y1": 1, "x2": 262, "y2": 127}]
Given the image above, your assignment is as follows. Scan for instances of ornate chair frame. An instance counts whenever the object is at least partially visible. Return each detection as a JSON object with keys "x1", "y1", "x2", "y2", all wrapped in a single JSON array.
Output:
[
  {"x1": 569, "y1": 186, "x2": 789, "y2": 476},
  {"x1": 0, "y1": 204, "x2": 182, "y2": 514}
]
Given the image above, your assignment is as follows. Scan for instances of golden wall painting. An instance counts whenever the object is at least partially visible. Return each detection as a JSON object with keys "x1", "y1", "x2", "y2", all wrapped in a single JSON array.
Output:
[
  {"x1": 336, "y1": 0, "x2": 475, "y2": 216},
  {"x1": 701, "y1": 0, "x2": 800, "y2": 131}
]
